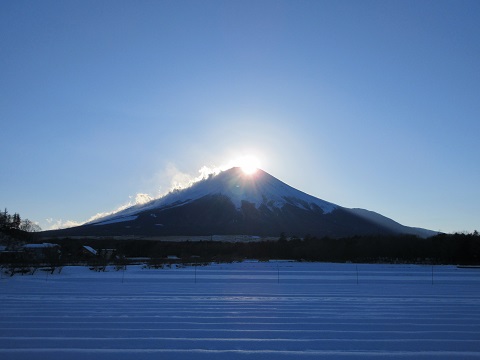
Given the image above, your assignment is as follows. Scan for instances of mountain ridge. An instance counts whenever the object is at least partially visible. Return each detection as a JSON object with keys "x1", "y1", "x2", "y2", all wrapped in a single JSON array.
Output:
[
  {"x1": 89, "y1": 167, "x2": 337, "y2": 225},
  {"x1": 43, "y1": 167, "x2": 437, "y2": 239}
]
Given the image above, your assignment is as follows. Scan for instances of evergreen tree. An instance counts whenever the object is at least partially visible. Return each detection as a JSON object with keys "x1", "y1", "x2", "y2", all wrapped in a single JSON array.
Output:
[
  {"x1": 0, "y1": 208, "x2": 10, "y2": 229},
  {"x1": 0, "y1": 209, "x2": 5, "y2": 228},
  {"x1": 12, "y1": 213, "x2": 21, "y2": 229}
]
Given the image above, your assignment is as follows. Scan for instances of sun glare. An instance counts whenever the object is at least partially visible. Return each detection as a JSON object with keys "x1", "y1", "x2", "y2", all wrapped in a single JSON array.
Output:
[{"x1": 237, "y1": 155, "x2": 260, "y2": 175}]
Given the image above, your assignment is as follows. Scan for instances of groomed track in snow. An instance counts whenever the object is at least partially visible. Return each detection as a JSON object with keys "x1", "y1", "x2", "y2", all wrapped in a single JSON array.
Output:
[{"x1": 1, "y1": 262, "x2": 480, "y2": 359}]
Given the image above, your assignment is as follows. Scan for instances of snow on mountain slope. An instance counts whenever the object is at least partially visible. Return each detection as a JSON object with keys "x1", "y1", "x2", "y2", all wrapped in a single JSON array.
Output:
[
  {"x1": 91, "y1": 167, "x2": 337, "y2": 225},
  {"x1": 45, "y1": 167, "x2": 438, "y2": 238},
  {"x1": 347, "y1": 208, "x2": 438, "y2": 238}
]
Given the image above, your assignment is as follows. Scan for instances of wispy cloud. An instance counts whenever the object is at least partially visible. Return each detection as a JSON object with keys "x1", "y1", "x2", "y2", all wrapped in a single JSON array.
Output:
[
  {"x1": 45, "y1": 193, "x2": 154, "y2": 230},
  {"x1": 164, "y1": 163, "x2": 222, "y2": 192},
  {"x1": 46, "y1": 163, "x2": 234, "y2": 230},
  {"x1": 46, "y1": 218, "x2": 83, "y2": 230},
  {"x1": 134, "y1": 193, "x2": 153, "y2": 205},
  {"x1": 84, "y1": 193, "x2": 153, "y2": 224}
]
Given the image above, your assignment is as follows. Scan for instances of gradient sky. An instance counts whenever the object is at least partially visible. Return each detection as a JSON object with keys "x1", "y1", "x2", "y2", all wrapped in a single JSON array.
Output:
[{"x1": 1, "y1": 0, "x2": 479, "y2": 233}]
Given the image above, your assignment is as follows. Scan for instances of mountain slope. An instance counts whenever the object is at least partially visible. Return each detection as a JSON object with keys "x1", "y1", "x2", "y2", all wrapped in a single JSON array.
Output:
[
  {"x1": 346, "y1": 208, "x2": 437, "y2": 238},
  {"x1": 43, "y1": 167, "x2": 436, "y2": 239},
  {"x1": 89, "y1": 167, "x2": 337, "y2": 225}
]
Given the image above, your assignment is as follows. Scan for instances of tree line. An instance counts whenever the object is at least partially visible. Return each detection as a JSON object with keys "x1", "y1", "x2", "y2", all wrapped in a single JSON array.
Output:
[
  {"x1": 0, "y1": 208, "x2": 41, "y2": 232},
  {"x1": 48, "y1": 231, "x2": 480, "y2": 266},
  {"x1": 2, "y1": 220, "x2": 480, "y2": 270}
]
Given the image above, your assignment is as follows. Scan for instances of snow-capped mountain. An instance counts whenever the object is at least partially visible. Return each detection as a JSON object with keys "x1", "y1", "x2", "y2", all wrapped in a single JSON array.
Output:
[
  {"x1": 89, "y1": 167, "x2": 337, "y2": 225},
  {"x1": 45, "y1": 167, "x2": 437, "y2": 238}
]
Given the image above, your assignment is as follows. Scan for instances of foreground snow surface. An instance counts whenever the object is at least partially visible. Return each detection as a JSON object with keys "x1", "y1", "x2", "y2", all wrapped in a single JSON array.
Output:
[{"x1": 1, "y1": 262, "x2": 480, "y2": 359}]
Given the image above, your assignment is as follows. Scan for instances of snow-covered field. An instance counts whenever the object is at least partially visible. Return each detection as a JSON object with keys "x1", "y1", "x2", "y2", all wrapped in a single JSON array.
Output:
[{"x1": 1, "y1": 262, "x2": 480, "y2": 359}]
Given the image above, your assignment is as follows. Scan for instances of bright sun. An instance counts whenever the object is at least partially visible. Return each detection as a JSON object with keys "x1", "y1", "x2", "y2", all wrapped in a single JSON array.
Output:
[{"x1": 237, "y1": 155, "x2": 260, "y2": 175}]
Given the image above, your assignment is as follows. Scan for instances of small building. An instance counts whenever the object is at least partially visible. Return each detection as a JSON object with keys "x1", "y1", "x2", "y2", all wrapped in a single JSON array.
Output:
[
  {"x1": 98, "y1": 248, "x2": 117, "y2": 261},
  {"x1": 77, "y1": 246, "x2": 118, "y2": 262},
  {"x1": 80, "y1": 245, "x2": 97, "y2": 257},
  {"x1": 0, "y1": 246, "x2": 24, "y2": 263},
  {"x1": 22, "y1": 243, "x2": 60, "y2": 261},
  {"x1": 164, "y1": 255, "x2": 181, "y2": 264}
]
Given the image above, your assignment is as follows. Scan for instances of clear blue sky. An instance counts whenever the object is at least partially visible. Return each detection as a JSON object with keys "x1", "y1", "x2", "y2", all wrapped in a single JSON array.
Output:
[{"x1": 1, "y1": 0, "x2": 479, "y2": 233}]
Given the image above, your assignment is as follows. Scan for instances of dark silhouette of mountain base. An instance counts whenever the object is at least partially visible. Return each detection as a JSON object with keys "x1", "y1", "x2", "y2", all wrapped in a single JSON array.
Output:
[{"x1": 42, "y1": 167, "x2": 436, "y2": 239}]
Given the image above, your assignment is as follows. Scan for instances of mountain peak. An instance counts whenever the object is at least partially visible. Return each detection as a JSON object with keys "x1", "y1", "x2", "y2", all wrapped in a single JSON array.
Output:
[
  {"x1": 98, "y1": 167, "x2": 337, "y2": 223},
  {"x1": 49, "y1": 167, "x2": 436, "y2": 239}
]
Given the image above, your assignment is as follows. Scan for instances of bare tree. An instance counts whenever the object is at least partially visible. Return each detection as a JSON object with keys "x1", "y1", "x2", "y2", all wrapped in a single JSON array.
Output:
[{"x1": 19, "y1": 219, "x2": 42, "y2": 232}]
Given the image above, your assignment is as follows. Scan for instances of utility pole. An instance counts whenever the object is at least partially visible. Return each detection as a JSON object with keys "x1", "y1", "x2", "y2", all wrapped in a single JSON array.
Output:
[{"x1": 431, "y1": 265, "x2": 434, "y2": 285}]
